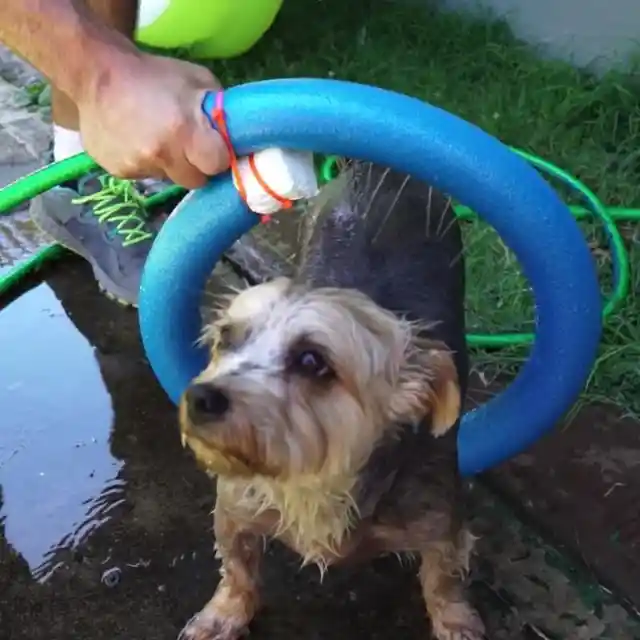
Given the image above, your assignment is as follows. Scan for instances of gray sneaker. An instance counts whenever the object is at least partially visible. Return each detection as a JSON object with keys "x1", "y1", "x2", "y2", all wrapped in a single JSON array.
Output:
[{"x1": 30, "y1": 172, "x2": 156, "y2": 307}]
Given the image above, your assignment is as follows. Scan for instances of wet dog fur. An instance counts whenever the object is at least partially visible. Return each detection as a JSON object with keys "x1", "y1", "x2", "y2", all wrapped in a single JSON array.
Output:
[{"x1": 178, "y1": 161, "x2": 485, "y2": 640}]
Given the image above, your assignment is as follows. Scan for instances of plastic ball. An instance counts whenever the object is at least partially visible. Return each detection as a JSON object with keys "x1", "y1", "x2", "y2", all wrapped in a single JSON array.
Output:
[{"x1": 135, "y1": 0, "x2": 283, "y2": 59}]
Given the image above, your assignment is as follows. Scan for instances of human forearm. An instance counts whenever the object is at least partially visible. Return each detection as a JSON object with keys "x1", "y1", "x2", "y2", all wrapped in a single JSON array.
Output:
[
  {"x1": 0, "y1": 0, "x2": 139, "y2": 103},
  {"x1": 1, "y1": 0, "x2": 229, "y2": 188}
]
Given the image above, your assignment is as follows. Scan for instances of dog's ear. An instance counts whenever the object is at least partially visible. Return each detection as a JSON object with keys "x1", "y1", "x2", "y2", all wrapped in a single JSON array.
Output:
[{"x1": 388, "y1": 337, "x2": 461, "y2": 436}]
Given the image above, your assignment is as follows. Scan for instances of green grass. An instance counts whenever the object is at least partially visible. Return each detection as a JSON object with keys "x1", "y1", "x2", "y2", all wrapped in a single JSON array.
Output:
[{"x1": 198, "y1": 0, "x2": 640, "y2": 417}]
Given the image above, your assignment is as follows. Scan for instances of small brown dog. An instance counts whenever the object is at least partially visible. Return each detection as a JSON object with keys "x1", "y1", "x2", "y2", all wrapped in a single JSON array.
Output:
[{"x1": 178, "y1": 161, "x2": 485, "y2": 640}]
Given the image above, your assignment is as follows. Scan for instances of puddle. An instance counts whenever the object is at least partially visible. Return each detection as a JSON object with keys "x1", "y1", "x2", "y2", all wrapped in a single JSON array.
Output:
[
  {"x1": 0, "y1": 282, "x2": 121, "y2": 577},
  {"x1": 0, "y1": 262, "x2": 226, "y2": 639}
]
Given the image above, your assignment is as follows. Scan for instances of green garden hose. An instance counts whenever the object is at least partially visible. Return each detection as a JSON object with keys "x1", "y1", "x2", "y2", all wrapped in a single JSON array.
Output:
[
  {"x1": 0, "y1": 149, "x2": 636, "y2": 349},
  {"x1": 0, "y1": 154, "x2": 183, "y2": 296}
]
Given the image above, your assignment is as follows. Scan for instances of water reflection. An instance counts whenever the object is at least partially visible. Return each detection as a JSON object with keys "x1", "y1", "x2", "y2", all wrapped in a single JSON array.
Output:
[{"x1": 0, "y1": 282, "x2": 122, "y2": 576}]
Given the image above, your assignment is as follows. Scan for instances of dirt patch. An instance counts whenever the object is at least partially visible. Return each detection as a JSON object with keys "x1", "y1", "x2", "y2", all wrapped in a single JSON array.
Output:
[{"x1": 485, "y1": 400, "x2": 640, "y2": 615}]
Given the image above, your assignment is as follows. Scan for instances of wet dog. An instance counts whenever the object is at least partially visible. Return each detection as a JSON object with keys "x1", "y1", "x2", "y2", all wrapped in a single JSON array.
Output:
[{"x1": 178, "y1": 161, "x2": 485, "y2": 640}]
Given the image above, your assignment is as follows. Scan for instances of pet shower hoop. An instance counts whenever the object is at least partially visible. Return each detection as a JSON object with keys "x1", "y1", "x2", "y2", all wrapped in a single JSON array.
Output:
[
  {"x1": 0, "y1": 78, "x2": 607, "y2": 476},
  {"x1": 136, "y1": 78, "x2": 602, "y2": 476}
]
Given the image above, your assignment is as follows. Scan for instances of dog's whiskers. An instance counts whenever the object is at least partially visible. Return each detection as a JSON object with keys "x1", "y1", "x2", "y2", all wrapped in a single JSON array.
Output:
[
  {"x1": 437, "y1": 196, "x2": 455, "y2": 237},
  {"x1": 425, "y1": 186, "x2": 434, "y2": 238},
  {"x1": 361, "y1": 165, "x2": 391, "y2": 222},
  {"x1": 434, "y1": 193, "x2": 451, "y2": 238},
  {"x1": 371, "y1": 173, "x2": 411, "y2": 245},
  {"x1": 449, "y1": 248, "x2": 465, "y2": 268}
]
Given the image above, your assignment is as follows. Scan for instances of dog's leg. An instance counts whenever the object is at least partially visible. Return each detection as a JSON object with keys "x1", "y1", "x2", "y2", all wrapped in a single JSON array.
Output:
[
  {"x1": 418, "y1": 530, "x2": 485, "y2": 640},
  {"x1": 179, "y1": 506, "x2": 263, "y2": 640}
]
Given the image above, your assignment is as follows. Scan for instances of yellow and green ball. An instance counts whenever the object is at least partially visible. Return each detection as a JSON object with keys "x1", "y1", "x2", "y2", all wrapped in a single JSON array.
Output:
[{"x1": 135, "y1": 0, "x2": 283, "y2": 59}]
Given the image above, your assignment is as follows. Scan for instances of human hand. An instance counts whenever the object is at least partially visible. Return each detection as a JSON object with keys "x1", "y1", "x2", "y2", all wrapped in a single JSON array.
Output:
[{"x1": 76, "y1": 52, "x2": 230, "y2": 189}]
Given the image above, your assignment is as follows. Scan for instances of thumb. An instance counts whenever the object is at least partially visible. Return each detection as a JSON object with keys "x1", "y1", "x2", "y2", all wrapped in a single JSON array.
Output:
[{"x1": 184, "y1": 94, "x2": 231, "y2": 177}]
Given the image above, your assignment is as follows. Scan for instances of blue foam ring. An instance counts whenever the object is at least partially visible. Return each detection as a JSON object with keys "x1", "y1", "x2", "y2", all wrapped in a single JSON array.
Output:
[{"x1": 138, "y1": 78, "x2": 602, "y2": 476}]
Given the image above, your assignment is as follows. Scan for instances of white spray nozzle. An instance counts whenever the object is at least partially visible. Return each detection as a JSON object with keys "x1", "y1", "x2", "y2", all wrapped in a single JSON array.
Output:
[{"x1": 233, "y1": 148, "x2": 319, "y2": 215}]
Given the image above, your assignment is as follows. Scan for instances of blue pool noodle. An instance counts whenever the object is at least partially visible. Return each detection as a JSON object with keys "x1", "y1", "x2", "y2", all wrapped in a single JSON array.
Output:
[{"x1": 139, "y1": 79, "x2": 602, "y2": 476}]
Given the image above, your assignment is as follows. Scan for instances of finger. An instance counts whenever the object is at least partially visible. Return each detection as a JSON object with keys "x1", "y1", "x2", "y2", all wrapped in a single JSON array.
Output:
[
  {"x1": 184, "y1": 109, "x2": 230, "y2": 178},
  {"x1": 164, "y1": 160, "x2": 209, "y2": 190},
  {"x1": 83, "y1": 133, "x2": 167, "y2": 182},
  {"x1": 104, "y1": 157, "x2": 167, "y2": 182},
  {"x1": 157, "y1": 143, "x2": 209, "y2": 190},
  {"x1": 105, "y1": 163, "x2": 150, "y2": 181}
]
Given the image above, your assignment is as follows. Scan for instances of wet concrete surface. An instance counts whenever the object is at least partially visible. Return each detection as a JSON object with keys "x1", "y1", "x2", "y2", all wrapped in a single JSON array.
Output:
[
  {"x1": 3, "y1": 259, "x2": 639, "y2": 640},
  {"x1": 488, "y1": 405, "x2": 640, "y2": 615},
  {"x1": 0, "y1": 69, "x2": 50, "y2": 276},
  {"x1": 1, "y1": 174, "x2": 639, "y2": 638}
]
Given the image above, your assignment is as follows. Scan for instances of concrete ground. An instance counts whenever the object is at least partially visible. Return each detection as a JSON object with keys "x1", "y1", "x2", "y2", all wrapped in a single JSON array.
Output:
[{"x1": 1, "y1": 49, "x2": 639, "y2": 640}]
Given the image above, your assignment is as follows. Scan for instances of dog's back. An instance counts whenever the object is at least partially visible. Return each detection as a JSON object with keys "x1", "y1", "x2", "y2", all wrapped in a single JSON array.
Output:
[{"x1": 298, "y1": 161, "x2": 468, "y2": 395}]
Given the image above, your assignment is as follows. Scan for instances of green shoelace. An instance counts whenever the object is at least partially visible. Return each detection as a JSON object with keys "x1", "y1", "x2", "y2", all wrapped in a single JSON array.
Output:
[{"x1": 72, "y1": 174, "x2": 154, "y2": 247}]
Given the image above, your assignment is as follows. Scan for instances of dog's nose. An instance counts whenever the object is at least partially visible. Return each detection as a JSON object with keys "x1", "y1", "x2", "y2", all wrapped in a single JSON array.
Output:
[{"x1": 186, "y1": 383, "x2": 230, "y2": 421}]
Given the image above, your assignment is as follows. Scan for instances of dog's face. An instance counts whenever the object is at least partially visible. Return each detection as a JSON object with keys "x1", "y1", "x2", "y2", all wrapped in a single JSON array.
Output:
[{"x1": 179, "y1": 277, "x2": 460, "y2": 481}]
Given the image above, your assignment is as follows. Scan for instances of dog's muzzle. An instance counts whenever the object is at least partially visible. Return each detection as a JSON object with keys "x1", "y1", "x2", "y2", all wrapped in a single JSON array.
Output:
[{"x1": 184, "y1": 382, "x2": 231, "y2": 425}]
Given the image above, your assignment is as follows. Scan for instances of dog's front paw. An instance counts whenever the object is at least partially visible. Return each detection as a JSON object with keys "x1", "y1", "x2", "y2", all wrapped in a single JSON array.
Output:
[
  {"x1": 177, "y1": 611, "x2": 249, "y2": 640},
  {"x1": 178, "y1": 578, "x2": 259, "y2": 640},
  {"x1": 430, "y1": 601, "x2": 485, "y2": 640}
]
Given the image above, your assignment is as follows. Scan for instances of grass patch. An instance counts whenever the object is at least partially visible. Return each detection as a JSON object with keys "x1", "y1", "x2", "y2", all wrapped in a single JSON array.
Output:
[{"x1": 196, "y1": 0, "x2": 640, "y2": 416}]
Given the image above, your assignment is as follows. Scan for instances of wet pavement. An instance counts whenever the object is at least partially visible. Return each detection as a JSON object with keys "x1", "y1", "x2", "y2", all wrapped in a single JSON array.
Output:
[
  {"x1": 0, "y1": 57, "x2": 49, "y2": 277},
  {"x1": 2, "y1": 258, "x2": 638, "y2": 640},
  {"x1": 2, "y1": 52, "x2": 640, "y2": 640}
]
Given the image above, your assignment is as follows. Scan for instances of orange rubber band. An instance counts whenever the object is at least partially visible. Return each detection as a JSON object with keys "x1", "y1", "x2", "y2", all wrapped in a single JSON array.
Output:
[
  {"x1": 248, "y1": 154, "x2": 293, "y2": 211},
  {"x1": 209, "y1": 91, "x2": 293, "y2": 224}
]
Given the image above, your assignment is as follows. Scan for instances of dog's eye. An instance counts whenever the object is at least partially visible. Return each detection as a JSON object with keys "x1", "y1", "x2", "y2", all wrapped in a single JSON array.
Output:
[{"x1": 293, "y1": 349, "x2": 333, "y2": 378}]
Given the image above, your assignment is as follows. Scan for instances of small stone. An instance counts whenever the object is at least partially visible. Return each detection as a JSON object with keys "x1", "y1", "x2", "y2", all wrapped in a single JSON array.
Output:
[{"x1": 101, "y1": 567, "x2": 122, "y2": 588}]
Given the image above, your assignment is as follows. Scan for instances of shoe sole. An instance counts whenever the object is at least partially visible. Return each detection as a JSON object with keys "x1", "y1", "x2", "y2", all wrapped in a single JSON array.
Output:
[{"x1": 30, "y1": 203, "x2": 137, "y2": 308}]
